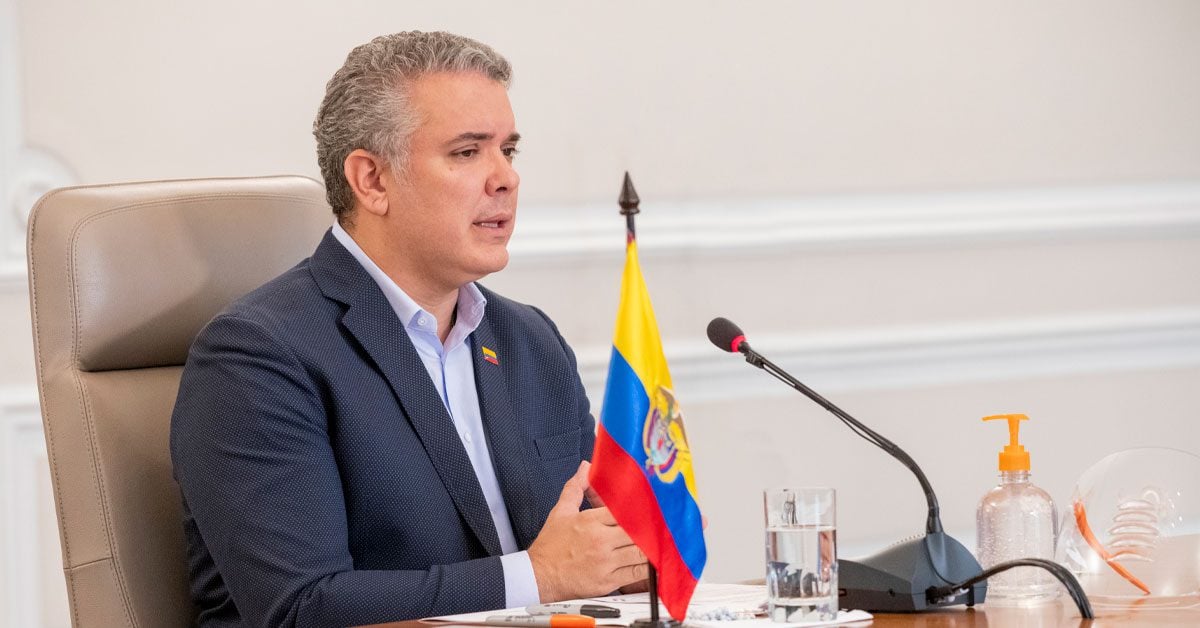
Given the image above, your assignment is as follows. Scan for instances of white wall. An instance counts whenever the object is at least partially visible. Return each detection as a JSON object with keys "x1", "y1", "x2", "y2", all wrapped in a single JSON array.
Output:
[{"x1": 2, "y1": 1, "x2": 1199, "y2": 625}]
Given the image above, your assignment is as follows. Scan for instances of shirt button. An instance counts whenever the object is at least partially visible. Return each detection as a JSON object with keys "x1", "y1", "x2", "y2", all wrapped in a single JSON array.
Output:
[
  {"x1": 417, "y1": 317, "x2": 427, "y2": 326},
  {"x1": 463, "y1": 432, "x2": 473, "y2": 444}
]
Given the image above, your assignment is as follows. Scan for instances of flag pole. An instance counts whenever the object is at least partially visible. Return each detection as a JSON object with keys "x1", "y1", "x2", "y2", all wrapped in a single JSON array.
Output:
[
  {"x1": 619, "y1": 171, "x2": 639, "y2": 241},
  {"x1": 619, "y1": 172, "x2": 680, "y2": 628}
]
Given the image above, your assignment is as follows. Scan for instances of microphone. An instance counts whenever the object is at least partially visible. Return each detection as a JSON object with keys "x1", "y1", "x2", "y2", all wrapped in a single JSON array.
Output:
[
  {"x1": 706, "y1": 317, "x2": 981, "y2": 612},
  {"x1": 705, "y1": 316, "x2": 748, "y2": 354},
  {"x1": 707, "y1": 317, "x2": 1093, "y2": 618},
  {"x1": 707, "y1": 317, "x2": 943, "y2": 532}
]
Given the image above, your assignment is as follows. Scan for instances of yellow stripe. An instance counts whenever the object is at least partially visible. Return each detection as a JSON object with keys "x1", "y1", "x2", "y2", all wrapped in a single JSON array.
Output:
[
  {"x1": 482, "y1": 346, "x2": 497, "y2": 358},
  {"x1": 611, "y1": 241, "x2": 699, "y2": 500},
  {"x1": 612, "y1": 242, "x2": 672, "y2": 394}
]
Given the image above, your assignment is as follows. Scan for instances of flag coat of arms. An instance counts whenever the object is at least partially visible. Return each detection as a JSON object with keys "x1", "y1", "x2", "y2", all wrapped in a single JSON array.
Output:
[{"x1": 589, "y1": 237, "x2": 706, "y2": 620}]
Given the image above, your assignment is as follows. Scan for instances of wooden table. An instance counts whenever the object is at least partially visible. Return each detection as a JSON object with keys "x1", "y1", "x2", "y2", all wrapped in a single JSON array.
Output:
[
  {"x1": 363, "y1": 598, "x2": 1200, "y2": 628},
  {"x1": 857, "y1": 598, "x2": 1199, "y2": 626}
]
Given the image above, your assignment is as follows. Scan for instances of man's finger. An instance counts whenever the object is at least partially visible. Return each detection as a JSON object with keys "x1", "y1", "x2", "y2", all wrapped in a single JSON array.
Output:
[
  {"x1": 612, "y1": 541, "x2": 647, "y2": 568},
  {"x1": 584, "y1": 486, "x2": 606, "y2": 509},
  {"x1": 582, "y1": 461, "x2": 611, "y2": 509},
  {"x1": 597, "y1": 524, "x2": 638, "y2": 551},
  {"x1": 581, "y1": 505, "x2": 618, "y2": 526},
  {"x1": 552, "y1": 462, "x2": 590, "y2": 513},
  {"x1": 610, "y1": 559, "x2": 649, "y2": 588},
  {"x1": 618, "y1": 578, "x2": 651, "y2": 594}
]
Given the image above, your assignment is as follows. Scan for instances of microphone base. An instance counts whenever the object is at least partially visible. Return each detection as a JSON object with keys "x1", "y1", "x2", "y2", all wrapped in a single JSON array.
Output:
[{"x1": 837, "y1": 532, "x2": 986, "y2": 612}]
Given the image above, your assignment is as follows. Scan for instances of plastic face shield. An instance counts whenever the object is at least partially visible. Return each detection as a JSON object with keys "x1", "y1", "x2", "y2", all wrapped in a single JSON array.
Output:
[{"x1": 1057, "y1": 447, "x2": 1200, "y2": 604}]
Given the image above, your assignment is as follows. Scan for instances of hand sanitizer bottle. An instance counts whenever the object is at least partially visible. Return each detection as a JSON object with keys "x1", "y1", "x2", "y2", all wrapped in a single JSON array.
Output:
[{"x1": 976, "y1": 413, "x2": 1059, "y2": 604}]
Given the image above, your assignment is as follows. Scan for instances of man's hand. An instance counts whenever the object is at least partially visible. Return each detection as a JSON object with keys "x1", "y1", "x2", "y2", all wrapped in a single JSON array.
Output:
[
  {"x1": 528, "y1": 462, "x2": 648, "y2": 602},
  {"x1": 581, "y1": 465, "x2": 710, "y2": 596}
]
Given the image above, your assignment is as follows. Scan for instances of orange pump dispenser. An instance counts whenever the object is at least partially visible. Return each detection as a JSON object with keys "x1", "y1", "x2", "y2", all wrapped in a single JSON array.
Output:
[{"x1": 982, "y1": 413, "x2": 1031, "y2": 472}]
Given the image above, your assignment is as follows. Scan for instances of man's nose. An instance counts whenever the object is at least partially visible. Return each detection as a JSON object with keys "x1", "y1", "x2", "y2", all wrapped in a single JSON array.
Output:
[{"x1": 486, "y1": 151, "x2": 519, "y2": 196}]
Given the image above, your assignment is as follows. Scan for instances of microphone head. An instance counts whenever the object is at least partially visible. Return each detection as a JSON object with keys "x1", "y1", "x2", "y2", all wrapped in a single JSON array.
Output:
[{"x1": 707, "y1": 317, "x2": 747, "y2": 353}]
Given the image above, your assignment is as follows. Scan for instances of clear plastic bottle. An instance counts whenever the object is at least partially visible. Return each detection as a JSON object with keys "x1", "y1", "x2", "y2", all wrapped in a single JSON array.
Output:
[{"x1": 976, "y1": 414, "x2": 1060, "y2": 605}]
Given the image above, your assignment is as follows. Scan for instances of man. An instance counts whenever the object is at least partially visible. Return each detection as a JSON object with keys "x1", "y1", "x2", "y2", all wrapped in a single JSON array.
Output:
[{"x1": 171, "y1": 31, "x2": 646, "y2": 627}]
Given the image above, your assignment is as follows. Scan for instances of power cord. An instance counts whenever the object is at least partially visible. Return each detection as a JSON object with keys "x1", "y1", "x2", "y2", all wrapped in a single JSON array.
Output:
[{"x1": 926, "y1": 558, "x2": 1094, "y2": 619}]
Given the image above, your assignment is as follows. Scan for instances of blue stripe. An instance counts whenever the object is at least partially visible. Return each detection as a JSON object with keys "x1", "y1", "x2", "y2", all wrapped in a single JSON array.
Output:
[{"x1": 600, "y1": 347, "x2": 707, "y2": 579}]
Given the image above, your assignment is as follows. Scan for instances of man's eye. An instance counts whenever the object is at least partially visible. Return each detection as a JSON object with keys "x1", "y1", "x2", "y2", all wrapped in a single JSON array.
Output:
[
  {"x1": 502, "y1": 147, "x2": 520, "y2": 159},
  {"x1": 454, "y1": 149, "x2": 478, "y2": 158}
]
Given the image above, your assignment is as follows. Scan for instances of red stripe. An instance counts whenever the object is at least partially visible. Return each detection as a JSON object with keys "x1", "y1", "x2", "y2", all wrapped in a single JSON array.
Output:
[
  {"x1": 589, "y1": 426, "x2": 699, "y2": 620},
  {"x1": 729, "y1": 334, "x2": 745, "y2": 353}
]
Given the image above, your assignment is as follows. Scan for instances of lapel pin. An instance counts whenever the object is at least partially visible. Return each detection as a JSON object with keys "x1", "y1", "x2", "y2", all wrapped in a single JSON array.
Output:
[{"x1": 482, "y1": 346, "x2": 500, "y2": 366}]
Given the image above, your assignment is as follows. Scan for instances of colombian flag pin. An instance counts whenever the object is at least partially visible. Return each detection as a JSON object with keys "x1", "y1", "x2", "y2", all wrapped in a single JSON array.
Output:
[{"x1": 482, "y1": 346, "x2": 499, "y2": 365}]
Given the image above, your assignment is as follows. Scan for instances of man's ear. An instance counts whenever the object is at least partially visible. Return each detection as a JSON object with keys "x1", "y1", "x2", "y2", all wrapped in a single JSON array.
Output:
[{"x1": 343, "y1": 148, "x2": 390, "y2": 217}]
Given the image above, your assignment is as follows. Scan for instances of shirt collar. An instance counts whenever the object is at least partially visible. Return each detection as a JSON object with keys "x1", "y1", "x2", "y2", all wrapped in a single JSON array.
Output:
[{"x1": 331, "y1": 222, "x2": 487, "y2": 341}]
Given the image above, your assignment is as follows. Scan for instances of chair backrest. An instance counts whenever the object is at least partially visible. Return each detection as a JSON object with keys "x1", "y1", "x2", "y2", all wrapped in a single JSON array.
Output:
[{"x1": 27, "y1": 176, "x2": 331, "y2": 628}]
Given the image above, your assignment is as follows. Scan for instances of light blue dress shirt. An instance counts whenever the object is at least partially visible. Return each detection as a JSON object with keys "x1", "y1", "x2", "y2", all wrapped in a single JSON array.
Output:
[{"x1": 332, "y1": 223, "x2": 539, "y2": 608}]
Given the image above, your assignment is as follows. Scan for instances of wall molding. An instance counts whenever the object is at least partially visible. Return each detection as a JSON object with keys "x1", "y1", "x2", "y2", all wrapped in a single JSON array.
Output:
[
  {"x1": 0, "y1": 260, "x2": 25, "y2": 292},
  {"x1": 509, "y1": 182, "x2": 1200, "y2": 261},
  {"x1": 0, "y1": 0, "x2": 74, "y2": 294},
  {"x1": 7, "y1": 180, "x2": 1195, "y2": 293},
  {"x1": 576, "y1": 307, "x2": 1200, "y2": 405},
  {"x1": 0, "y1": 387, "x2": 64, "y2": 628}
]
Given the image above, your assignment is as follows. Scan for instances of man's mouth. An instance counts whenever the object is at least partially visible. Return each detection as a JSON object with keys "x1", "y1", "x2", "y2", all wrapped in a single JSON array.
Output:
[{"x1": 473, "y1": 217, "x2": 510, "y2": 229}]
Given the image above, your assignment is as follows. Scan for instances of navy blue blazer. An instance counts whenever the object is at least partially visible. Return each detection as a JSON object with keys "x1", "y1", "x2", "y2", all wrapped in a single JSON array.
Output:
[{"x1": 170, "y1": 230, "x2": 595, "y2": 627}]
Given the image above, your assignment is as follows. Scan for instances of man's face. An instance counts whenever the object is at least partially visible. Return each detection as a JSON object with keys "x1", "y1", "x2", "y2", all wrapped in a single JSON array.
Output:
[{"x1": 381, "y1": 71, "x2": 520, "y2": 293}]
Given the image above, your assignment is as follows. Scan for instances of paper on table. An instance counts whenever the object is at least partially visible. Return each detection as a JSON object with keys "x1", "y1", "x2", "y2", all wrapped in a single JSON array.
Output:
[
  {"x1": 423, "y1": 583, "x2": 871, "y2": 627},
  {"x1": 687, "y1": 611, "x2": 873, "y2": 628}
]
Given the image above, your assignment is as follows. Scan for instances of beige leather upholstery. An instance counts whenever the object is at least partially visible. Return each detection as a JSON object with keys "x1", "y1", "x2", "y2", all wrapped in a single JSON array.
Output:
[{"x1": 27, "y1": 176, "x2": 332, "y2": 628}]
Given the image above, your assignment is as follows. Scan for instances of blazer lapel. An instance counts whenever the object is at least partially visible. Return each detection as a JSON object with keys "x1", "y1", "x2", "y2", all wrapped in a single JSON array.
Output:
[
  {"x1": 310, "y1": 232, "x2": 504, "y2": 556},
  {"x1": 471, "y1": 315, "x2": 542, "y2": 550}
]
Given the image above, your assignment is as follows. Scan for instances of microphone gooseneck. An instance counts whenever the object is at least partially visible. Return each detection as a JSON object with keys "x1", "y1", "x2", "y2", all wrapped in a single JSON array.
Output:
[{"x1": 706, "y1": 316, "x2": 943, "y2": 535}]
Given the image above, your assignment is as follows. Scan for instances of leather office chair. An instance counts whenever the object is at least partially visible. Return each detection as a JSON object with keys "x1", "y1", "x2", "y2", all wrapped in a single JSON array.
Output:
[{"x1": 27, "y1": 176, "x2": 331, "y2": 627}]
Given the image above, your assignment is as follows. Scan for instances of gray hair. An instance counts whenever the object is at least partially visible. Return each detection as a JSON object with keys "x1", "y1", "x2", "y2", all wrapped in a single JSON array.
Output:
[{"x1": 313, "y1": 31, "x2": 512, "y2": 221}]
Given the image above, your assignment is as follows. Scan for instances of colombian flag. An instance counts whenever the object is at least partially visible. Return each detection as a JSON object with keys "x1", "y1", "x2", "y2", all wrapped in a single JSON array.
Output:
[{"x1": 589, "y1": 237, "x2": 706, "y2": 620}]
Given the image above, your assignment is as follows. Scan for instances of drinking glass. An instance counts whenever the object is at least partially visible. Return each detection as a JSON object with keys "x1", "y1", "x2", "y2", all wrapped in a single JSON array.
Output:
[{"x1": 764, "y1": 487, "x2": 838, "y2": 622}]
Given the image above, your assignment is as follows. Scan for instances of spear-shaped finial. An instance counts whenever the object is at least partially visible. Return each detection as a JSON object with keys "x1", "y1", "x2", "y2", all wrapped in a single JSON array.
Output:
[
  {"x1": 619, "y1": 171, "x2": 641, "y2": 215},
  {"x1": 619, "y1": 171, "x2": 641, "y2": 241}
]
